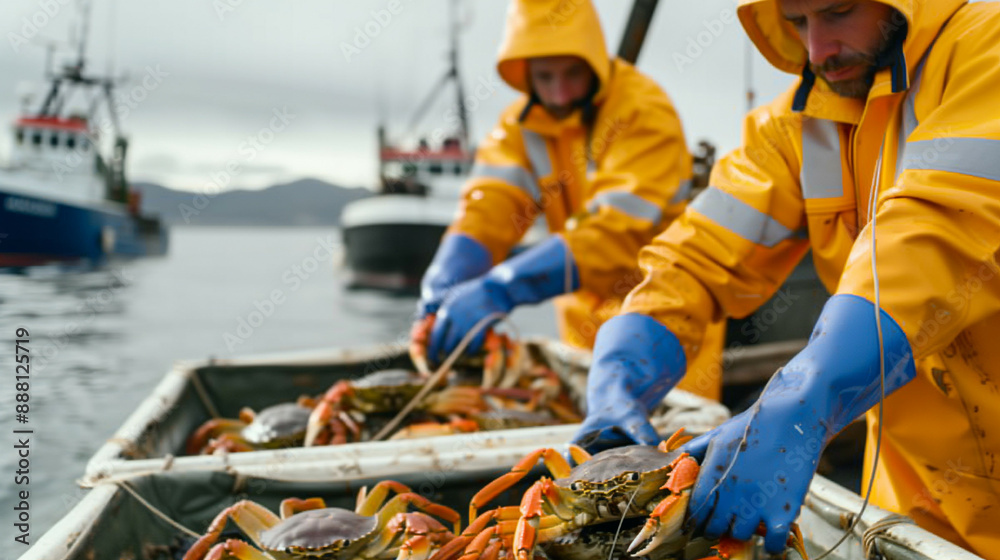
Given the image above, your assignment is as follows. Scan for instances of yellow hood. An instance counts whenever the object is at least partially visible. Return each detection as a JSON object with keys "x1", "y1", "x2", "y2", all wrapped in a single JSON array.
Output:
[
  {"x1": 737, "y1": 0, "x2": 965, "y2": 92},
  {"x1": 496, "y1": 0, "x2": 611, "y2": 98}
]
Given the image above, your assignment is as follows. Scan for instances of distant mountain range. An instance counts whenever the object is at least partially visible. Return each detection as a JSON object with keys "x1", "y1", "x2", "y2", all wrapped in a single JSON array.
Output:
[{"x1": 133, "y1": 178, "x2": 372, "y2": 226}]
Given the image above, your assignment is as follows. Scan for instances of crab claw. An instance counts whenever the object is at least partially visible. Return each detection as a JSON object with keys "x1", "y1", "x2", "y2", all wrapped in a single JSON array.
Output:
[
  {"x1": 628, "y1": 454, "x2": 699, "y2": 557},
  {"x1": 410, "y1": 315, "x2": 436, "y2": 376},
  {"x1": 304, "y1": 400, "x2": 333, "y2": 446},
  {"x1": 305, "y1": 382, "x2": 358, "y2": 446},
  {"x1": 627, "y1": 493, "x2": 689, "y2": 556}
]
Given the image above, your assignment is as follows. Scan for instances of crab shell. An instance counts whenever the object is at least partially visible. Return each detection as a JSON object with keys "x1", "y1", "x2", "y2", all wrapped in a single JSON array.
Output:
[
  {"x1": 349, "y1": 369, "x2": 435, "y2": 413},
  {"x1": 259, "y1": 508, "x2": 378, "y2": 559},
  {"x1": 241, "y1": 403, "x2": 312, "y2": 447},
  {"x1": 552, "y1": 445, "x2": 690, "y2": 521}
]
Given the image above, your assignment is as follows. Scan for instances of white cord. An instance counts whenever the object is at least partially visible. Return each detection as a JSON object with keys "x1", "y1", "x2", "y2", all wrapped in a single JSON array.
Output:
[
  {"x1": 115, "y1": 480, "x2": 201, "y2": 538},
  {"x1": 813, "y1": 131, "x2": 888, "y2": 560},
  {"x1": 689, "y1": 133, "x2": 891, "y2": 559},
  {"x1": 372, "y1": 311, "x2": 508, "y2": 441}
]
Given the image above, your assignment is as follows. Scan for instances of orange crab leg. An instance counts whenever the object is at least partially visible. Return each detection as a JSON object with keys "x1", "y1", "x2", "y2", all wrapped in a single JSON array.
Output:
[
  {"x1": 182, "y1": 501, "x2": 279, "y2": 560},
  {"x1": 423, "y1": 386, "x2": 489, "y2": 416},
  {"x1": 279, "y1": 497, "x2": 326, "y2": 518},
  {"x1": 389, "y1": 418, "x2": 480, "y2": 440},
  {"x1": 410, "y1": 314, "x2": 436, "y2": 376},
  {"x1": 469, "y1": 448, "x2": 573, "y2": 520},
  {"x1": 203, "y1": 539, "x2": 271, "y2": 560},
  {"x1": 703, "y1": 536, "x2": 755, "y2": 560},
  {"x1": 514, "y1": 478, "x2": 578, "y2": 560},
  {"x1": 304, "y1": 381, "x2": 355, "y2": 446},
  {"x1": 702, "y1": 523, "x2": 808, "y2": 560},
  {"x1": 435, "y1": 507, "x2": 520, "y2": 560},
  {"x1": 459, "y1": 527, "x2": 506, "y2": 560},
  {"x1": 374, "y1": 493, "x2": 462, "y2": 535},
  {"x1": 567, "y1": 444, "x2": 592, "y2": 465},
  {"x1": 658, "y1": 428, "x2": 694, "y2": 453},
  {"x1": 787, "y1": 524, "x2": 809, "y2": 560},
  {"x1": 186, "y1": 419, "x2": 247, "y2": 455},
  {"x1": 395, "y1": 513, "x2": 455, "y2": 560},
  {"x1": 357, "y1": 480, "x2": 414, "y2": 515}
]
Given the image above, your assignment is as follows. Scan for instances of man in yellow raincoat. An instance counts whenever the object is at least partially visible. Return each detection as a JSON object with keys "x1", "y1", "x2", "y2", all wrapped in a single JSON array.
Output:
[
  {"x1": 413, "y1": 0, "x2": 726, "y2": 418},
  {"x1": 575, "y1": 0, "x2": 1000, "y2": 557}
]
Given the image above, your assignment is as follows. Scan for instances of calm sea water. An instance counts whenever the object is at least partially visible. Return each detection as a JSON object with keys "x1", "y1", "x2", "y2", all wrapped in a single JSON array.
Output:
[{"x1": 0, "y1": 226, "x2": 556, "y2": 559}]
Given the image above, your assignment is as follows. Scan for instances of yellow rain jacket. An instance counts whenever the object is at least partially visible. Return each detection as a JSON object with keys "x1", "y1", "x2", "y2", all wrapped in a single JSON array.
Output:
[
  {"x1": 449, "y1": 0, "x2": 725, "y2": 399},
  {"x1": 624, "y1": 0, "x2": 1000, "y2": 555}
]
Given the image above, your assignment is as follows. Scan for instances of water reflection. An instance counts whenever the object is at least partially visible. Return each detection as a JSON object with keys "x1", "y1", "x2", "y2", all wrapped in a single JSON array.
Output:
[{"x1": 0, "y1": 228, "x2": 558, "y2": 556}]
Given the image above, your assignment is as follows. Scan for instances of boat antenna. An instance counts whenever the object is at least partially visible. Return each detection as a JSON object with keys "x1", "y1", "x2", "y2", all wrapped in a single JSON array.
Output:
[
  {"x1": 75, "y1": 0, "x2": 92, "y2": 74},
  {"x1": 450, "y1": 0, "x2": 469, "y2": 148},
  {"x1": 106, "y1": 0, "x2": 118, "y2": 78},
  {"x1": 405, "y1": 0, "x2": 469, "y2": 146}
]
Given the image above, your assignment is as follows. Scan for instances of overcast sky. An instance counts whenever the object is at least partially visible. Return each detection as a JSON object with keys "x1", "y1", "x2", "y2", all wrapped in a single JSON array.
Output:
[{"x1": 1, "y1": 0, "x2": 796, "y2": 192}]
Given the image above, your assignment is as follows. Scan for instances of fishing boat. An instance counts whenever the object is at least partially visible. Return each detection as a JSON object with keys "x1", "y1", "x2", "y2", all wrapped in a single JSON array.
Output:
[
  {"x1": 29, "y1": 447, "x2": 983, "y2": 559},
  {"x1": 0, "y1": 3, "x2": 167, "y2": 268},
  {"x1": 82, "y1": 337, "x2": 734, "y2": 484},
  {"x1": 340, "y1": 0, "x2": 476, "y2": 292},
  {"x1": 340, "y1": 130, "x2": 474, "y2": 291}
]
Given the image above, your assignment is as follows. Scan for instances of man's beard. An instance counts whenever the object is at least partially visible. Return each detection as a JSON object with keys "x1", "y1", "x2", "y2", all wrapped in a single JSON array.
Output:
[{"x1": 812, "y1": 17, "x2": 905, "y2": 99}]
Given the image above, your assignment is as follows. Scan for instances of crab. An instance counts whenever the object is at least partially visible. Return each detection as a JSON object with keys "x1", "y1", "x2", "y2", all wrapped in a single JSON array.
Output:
[
  {"x1": 432, "y1": 506, "x2": 525, "y2": 560},
  {"x1": 409, "y1": 314, "x2": 522, "y2": 387},
  {"x1": 186, "y1": 401, "x2": 314, "y2": 455},
  {"x1": 463, "y1": 429, "x2": 809, "y2": 560},
  {"x1": 387, "y1": 409, "x2": 563, "y2": 440},
  {"x1": 182, "y1": 480, "x2": 462, "y2": 560},
  {"x1": 304, "y1": 369, "x2": 490, "y2": 446}
]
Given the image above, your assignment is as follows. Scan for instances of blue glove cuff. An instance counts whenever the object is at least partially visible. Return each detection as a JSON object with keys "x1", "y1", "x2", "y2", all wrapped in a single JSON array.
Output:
[
  {"x1": 793, "y1": 293, "x2": 917, "y2": 436},
  {"x1": 418, "y1": 234, "x2": 492, "y2": 316},
  {"x1": 483, "y1": 235, "x2": 580, "y2": 307},
  {"x1": 589, "y1": 313, "x2": 686, "y2": 412}
]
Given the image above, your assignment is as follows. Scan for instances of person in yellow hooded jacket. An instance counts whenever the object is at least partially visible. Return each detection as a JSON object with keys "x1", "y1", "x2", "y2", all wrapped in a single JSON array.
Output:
[
  {"x1": 573, "y1": 0, "x2": 1000, "y2": 557},
  {"x1": 412, "y1": 0, "x2": 726, "y2": 415}
]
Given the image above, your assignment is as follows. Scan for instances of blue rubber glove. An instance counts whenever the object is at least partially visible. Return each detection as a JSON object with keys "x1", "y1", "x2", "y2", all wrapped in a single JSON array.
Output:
[
  {"x1": 426, "y1": 235, "x2": 579, "y2": 363},
  {"x1": 682, "y1": 294, "x2": 917, "y2": 554},
  {"x1": 570, "y1": 313, "x2": 686, "y2": 452},
  {"x1": 417, "y1": 233, "x2": 493, "y2": 318}
]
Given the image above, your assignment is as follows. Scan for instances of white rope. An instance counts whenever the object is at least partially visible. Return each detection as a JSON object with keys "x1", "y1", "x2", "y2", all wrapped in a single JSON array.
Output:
[
  {"x1": 115, "y1": 479, "x2": 201, "y2": 539},
  {"x1": 609, "y1": 485, "x2": 643, "y2": 560},
  {"x1": 188, "y1": 368, "x2": 222, "y2": 419},
  {"x1": 862, "y1": 514, "x2": 916, "y2": 558},
  {"x1": 813, "y1": 129, "x2": 890, "y2": 560},
  {"x1": 372, "y1": 311, "x2": 508, "y2": 441}
]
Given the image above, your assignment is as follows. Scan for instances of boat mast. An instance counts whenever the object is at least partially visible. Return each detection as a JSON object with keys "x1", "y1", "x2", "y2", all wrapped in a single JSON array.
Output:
[
  {"x1": 449, "y1": 0, "x2": 469, "y2": 149},
  {"x1": 403, "y1": 0, "x2": 469, "y2": 147}
]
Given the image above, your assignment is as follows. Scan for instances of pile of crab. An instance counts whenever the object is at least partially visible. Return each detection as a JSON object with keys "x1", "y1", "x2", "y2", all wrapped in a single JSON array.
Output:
[
  {"x1": 186, "y1": 333, "x2": 583, "y2": 455},
  {"x1": 181, "y1": 430, "x2": 809, "y2": 560}
]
